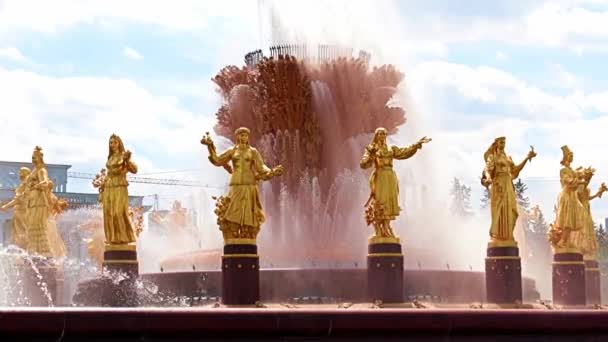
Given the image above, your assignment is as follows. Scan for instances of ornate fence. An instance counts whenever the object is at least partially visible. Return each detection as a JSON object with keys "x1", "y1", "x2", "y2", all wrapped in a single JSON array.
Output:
[{"x1": 244, "y1": 44, "x2": 370, "y2": 68}]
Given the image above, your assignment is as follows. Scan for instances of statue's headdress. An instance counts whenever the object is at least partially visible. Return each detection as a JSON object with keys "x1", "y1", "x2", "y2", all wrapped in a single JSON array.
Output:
[
  {"x1": 560, "y1": 145, "x2": 572, "y2": 165},
  {"x1": 32, "y1": 146, "x2": 45, "y2": 164}
]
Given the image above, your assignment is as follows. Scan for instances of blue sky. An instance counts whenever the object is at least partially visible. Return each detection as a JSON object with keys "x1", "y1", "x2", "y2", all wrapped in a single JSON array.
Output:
[{"x1": 1, "y1": 0, "x2": 608, "y2": 222}]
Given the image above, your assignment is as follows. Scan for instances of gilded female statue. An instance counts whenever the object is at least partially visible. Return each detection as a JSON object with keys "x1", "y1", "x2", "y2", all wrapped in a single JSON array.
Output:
[
  {"x1": 200, "y1": 127, "x2": 283, "y2": 240},
  {"x1": 571, "y1": 166, "x2": 606, "y2": 257},
  {"x1": 99, "y1": 134, "x2": 138, "y2": 245},
  {"x1": 549, "y1": 145, "x2": 585, "y2": 249},
  {"x1": 481, "y1": 137, "x2": 536, "y2": 246},
  {"x1": 360, "y1": 127, "x2": 431, "y2": 239},
  {"x1": 3, "y1": 155, "x2": 67, "y2": 257},
  {"x1": 0, "y1": 167, "x2": 31, "y2": 249},
  {"x1": 24, "y1": 146, "x2": 54, "y2": 256}
]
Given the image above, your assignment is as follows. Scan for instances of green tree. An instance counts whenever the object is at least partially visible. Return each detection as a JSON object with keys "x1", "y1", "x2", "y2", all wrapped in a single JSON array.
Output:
[
  {"x1": 450, "y1": 178, "x2": 473, "y2": 217},
  {"x1": 596, "y1": 223, "x2": 608, "y2": 262},
  {"x1": 528, "y1": 205, "x2": 548, "y2": 235},
  {"x1": 480, "y1": 179, "x2": 529, "y2": 210},
  {"x1": 514, "y1": 179, "x2": 530, "y2": 209},
  {"x1": 480, "y1": 188, "x2": 490, "y2": 209}
]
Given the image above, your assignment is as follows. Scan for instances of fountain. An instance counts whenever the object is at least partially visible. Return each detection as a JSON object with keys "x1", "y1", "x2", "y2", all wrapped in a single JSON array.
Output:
[
  {"x1": 0, "y1": 19, "x2": 607, "y2": 342},
  {"x1": 151, "y1": 45, "x2": 542, "y2": 305}
]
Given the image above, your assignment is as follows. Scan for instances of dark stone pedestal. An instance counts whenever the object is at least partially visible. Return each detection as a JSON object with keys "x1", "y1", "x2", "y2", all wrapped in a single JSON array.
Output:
[
  {"x1": 103, "y1": 248, "x2": 139, "y2": 275},
  {"x1": 367, "y1": 240, "x2": 404, "y2": 303},
  {"x1": 553, "y1": 251, "x2": 586, "y2": 306},
  {"x1": 73, "y1": 245, "x2": 139, "y2": 307},
  {"x1": 222, "y1": 242, "x2": 260, "y2": 305},
  {"x1": 485, "y1": 246, "x2": 522, "y2": 304},
  {"x1": 585, "y1": 259, "x2": 601, "y2": 305}
]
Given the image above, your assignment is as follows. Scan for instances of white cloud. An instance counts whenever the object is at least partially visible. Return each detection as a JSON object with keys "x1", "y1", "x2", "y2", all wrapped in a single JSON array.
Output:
[
  {"x1": 0, "y1": 46, "x2": 28, "y2": 63},
  {"x1": 0, "y1": 66, "x2": 227, "y2": 200},
  {"x1": 409, "y1": 61, "x2": 586, "y2": 121},
  {"x1": 0, "y1": 0, "x2": 257, "y2": 34},
  {"x1": 123, "y1": 46, "x2": 143, "y2": 60},
  {"x1": 546, "y1": 63, "x2": 580, "y2": 91},
  {"x1": 495, "y1": 51, "x2": 508, "y2": 61},
  {"x1": 2, "y1": 0, "x2": 608, "y2": 55},
  {"x1": 525, "y1": 3, "x2": 608, "y2": 46},
  {"x1": 402, "y1": 60, "x2": 608, "y2": 221}
]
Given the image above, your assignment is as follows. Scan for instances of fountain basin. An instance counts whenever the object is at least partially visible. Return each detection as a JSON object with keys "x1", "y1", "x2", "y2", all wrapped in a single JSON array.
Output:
[
  {"x1": 141, "y1": 268, "x2": 540, "y2": 304},
  {"x1": 2, "y1": 307, "x2": 608, "y2": 340}
]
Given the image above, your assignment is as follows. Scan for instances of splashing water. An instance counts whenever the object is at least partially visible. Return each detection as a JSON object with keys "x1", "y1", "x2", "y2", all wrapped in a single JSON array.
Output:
[{"x1": 0, "y1": 246, "x2": 55, "y2": 306}]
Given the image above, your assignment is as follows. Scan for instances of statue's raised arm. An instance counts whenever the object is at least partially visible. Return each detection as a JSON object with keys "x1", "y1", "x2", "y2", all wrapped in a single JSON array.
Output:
[{"x1": 201, "y1": 131, "x2": 233, "y2": 174}]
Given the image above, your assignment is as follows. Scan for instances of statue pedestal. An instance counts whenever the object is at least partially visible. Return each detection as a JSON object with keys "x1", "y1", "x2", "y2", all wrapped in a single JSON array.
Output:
[
  {"x1": 584, "y1": 258, "x2": 601, "y2": 306},
  {"x1": 222, "y1": 240, "x2": 260, "y2": 305},
  {"x1": 367, "y1": 237, "x2": 404, "y2": 303},
  {"x1": 103, "y1": 244, "x2": 139, "y2": 275},
  {"x1": 485, "y1": 244, "x2": 522, "y2": 304},
  {"x1": 101, "y1": 244, "x2": 139, "y2": 307},
  {"x1": 552, "y1": 250, "x2": 586, "y2": 306},
  {"x1": 73, "y1": 244, "x2": 139, "y2": 307}
]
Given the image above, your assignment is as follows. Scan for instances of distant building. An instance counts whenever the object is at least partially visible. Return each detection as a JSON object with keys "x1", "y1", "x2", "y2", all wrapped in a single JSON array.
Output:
[{"x1": 0, "y1": 160, "x2": 144, "y2": 245}]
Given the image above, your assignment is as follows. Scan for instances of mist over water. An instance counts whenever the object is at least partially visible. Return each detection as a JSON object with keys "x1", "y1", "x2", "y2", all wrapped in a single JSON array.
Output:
[
  {"x1": 258, "y1": 0, "x2": 487, "y2": 269},
  {"x1": 251, "y1": 0, "x2": 551, "y2": 297},
  {"x1": 144, "y1": 0, "x2": 501, "y2": 275}
]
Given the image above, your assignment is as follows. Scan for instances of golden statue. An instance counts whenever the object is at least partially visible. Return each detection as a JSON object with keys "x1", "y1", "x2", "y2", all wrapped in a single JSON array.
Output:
[
  {"x1": 129, "y1": 207, "x2": 145, "y2": 238},
  {"x1": 92, "y1": 168, "x2": 107, "y2": 202},
  {"x1": 167, "y1": 201, "x2": 188, "y2": 228},
  {"x1": 150, "y1": 200, "x2": 189, "y2": 231},
  {"x1": 200, "y1": 128, "x2": 283, "y2": 242},
  {"x1": 360, "y1": 127, "x2": 431, "y2": 240},
  {"x1": 481, "y1": 137, "x2": 536, "y2": 247},
  {"x1": 96, "y1": 134, "x2": 138, "y2": 246},
  {"x1": 24, "y1": 146, "x2": 57, "y2": 256},
  {"x1": 548, "y1": 145, "x2": 586, "y2": 250},
  {"x1": 0, "y1": 167, "x2": 31, "y2": 249},
  {"x1": 572, "y1": 166, "x2": 607, "y2": 258},
  {"x1": 80, "y1": 212, "x2": 104, "y2": 267}
]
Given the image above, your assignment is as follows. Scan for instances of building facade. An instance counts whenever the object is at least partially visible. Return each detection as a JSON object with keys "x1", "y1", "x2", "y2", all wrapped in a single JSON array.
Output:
[{"x1": 0, "y1": 160, "x2": 144, "y2": 245}]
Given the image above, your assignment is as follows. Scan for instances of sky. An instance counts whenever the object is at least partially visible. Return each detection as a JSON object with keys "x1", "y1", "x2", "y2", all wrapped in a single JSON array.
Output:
[{"x1": 1, "y1": 0, "x2": 608, "y2": 223}]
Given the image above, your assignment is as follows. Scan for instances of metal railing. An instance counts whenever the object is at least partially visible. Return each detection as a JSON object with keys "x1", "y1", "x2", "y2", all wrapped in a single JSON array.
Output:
[
  {"x1": 67, "y1": 172, "x2": 224, "y2": 188},
  {"x1": 244, "y1": 44, "x2": 369, "y2": 68}
]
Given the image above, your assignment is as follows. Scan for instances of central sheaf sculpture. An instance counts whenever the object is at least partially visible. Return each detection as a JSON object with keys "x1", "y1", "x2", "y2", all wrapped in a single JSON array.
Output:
[
  {"x1": 481, "y1": 137, "x2": 536, "y2": 304},
  {"x1": 360, "y1": 127, "x2": 431, "y2": 303},
  {"x1": 201, "y1": 127, "x2": 283, "y2": 305}
]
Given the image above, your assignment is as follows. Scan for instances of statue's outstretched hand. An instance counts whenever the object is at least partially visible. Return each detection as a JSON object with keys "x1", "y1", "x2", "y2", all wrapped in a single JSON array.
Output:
[
  {"x1": 527, "y1": 146, "x2": 537, "y2": 161},
  {"x1": 200, "y1": 132, "x2": 214, "y2": 147},
  {"x1": 417, "y1": 136, "x2": 432, "y2": 147},
  {"x1": 419, "y1": 136, "x2": 432, "y2": 144},
  {"x1": 598, "y1": 183, "x2": 608, "y2": 197}
]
